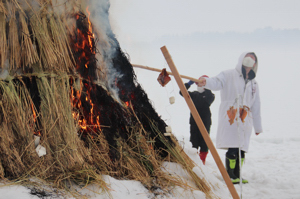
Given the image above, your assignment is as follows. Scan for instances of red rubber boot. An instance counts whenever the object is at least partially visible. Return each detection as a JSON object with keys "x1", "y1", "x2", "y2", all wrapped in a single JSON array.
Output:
[{"x1": 199, "y1": 151, "x2": 208, "y2": 165}]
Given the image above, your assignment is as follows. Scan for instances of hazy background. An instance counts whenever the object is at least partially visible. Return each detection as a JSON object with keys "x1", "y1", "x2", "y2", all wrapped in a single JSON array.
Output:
[{"x1": 108, "y1": 0, "x2": 300, "y2": 141}]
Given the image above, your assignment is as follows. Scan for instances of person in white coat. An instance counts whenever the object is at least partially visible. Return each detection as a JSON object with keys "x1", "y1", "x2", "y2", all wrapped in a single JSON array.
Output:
[{"x1": 197, "y1": 52, "x2": 263, "y2": 184}]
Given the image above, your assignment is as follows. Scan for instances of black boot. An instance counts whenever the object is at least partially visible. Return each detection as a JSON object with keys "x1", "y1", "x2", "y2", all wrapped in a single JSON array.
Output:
[
  {"x1": 225, "y1": 155, "x2": 240, "y2": 184},
  {"x1": 234, "y1": 156, "x2": 241, "y2": 178},
  {"x1": 234, "y1": 157, "x2": 248, "y2": 184}
]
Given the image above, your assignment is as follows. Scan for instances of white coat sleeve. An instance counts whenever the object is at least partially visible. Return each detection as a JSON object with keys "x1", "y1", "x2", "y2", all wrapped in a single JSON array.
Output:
[
  {"x1": 251, "y1": 84, "x2": 263, "y2": 133},
  {"x1": 204, "y1": 71, "x2": 226, "y2": 91}
]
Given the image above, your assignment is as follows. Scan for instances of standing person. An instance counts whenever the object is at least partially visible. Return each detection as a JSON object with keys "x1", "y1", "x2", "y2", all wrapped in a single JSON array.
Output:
[
  {"x1": 179, "y1": 76, "x2": 215, "y2": 165},
  {"x1": 197, "y1": 52, "x2": 263, "y2": 184}
]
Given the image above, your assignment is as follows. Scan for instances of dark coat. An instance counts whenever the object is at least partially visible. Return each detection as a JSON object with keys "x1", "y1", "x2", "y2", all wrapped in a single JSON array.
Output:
[{"x1": 180, "y1": 83, "x2": 215, "y2": 150}]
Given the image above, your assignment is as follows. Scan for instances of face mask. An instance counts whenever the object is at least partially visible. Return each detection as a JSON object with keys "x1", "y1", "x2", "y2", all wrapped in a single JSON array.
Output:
[
  {"x1": 197, "y1": 86, "x2": 205, "y2": 93},
  {"x1": 242, "y1": 57, "x2": 255, "y2": 68}
]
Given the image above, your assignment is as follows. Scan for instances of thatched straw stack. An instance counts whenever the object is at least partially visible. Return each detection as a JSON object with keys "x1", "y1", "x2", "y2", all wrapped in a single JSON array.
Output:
[
  {"x1": 0, "y1": 0, "x2": 217, "y2": 198},
  {"x1": 0, "y1": 0, "x2": 75, "y2": 73}
]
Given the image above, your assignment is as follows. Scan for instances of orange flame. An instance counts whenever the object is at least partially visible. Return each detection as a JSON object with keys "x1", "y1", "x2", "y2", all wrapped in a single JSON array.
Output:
[
  {"x1": 74, "y1": 7, "x2": 96, "y2": 72},
  {"x1": 30, "y1": 102, "x2": 41, "y2": 136},
  {"x1": 31, "y1": 103, "x2": 37, "y2": 123},
  {"x1": 70, "y1": 78, "x2": 102, "y2": 135},
  {"x1": 86, "y1": 7, "x2": 95, "y2": 50},
  {"x1": 70, "y1": 8, "x2": 105, "y2": 137}
]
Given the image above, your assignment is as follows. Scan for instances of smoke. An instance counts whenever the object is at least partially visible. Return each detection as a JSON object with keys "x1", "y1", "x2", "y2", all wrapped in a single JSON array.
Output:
[{"x1": 85, "y1": 0, "x2": 123, "y2": 102}]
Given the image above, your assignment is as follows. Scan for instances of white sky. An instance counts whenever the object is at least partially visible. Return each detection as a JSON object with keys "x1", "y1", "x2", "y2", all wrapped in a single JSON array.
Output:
[
  {"x1": 109, "y1": 0, "x2": 300, "y2": 41},
  {"x1": 107, "y1": 0, "x2": 300, "y2": 140}
]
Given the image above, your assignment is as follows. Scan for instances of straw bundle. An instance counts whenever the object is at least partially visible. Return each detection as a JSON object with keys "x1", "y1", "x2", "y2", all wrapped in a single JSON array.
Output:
[
  {"x1": 31, "y1": 14, "x2": 60, "y2": 70},
  {"x1": 35, "y1": 74, "x2": 94, "y2": 180},
  {"x1": 48, "y1": 14, "x2": 75, "y2": 71},
  {"x1": 0, "y1": 0, "x2": 76, "y2": 73},
  {"x1": 0, "y1": 75, "x2": 107, "y2": 191},
  {"x1": 88, "y1": 131, "x2": 115, "y2": 175},
  {"x1": 0, "y1": 2, "x2": 6, "y2": 69},
  {"x1": 0, "y1": 79, "x2": 36, "y2": 178},
  {"x1": 8, "y1": 7, "x2": 21, "y2": 69},
  {"x1": 19, "y1": 12, "x2": 39, "y2": 68}
]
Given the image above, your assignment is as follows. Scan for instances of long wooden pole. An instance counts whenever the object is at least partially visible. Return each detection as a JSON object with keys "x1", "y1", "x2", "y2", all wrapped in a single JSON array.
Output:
[
  {"x1": 160, "y1": 46, "x2": 239, "y2": 199},
  {"x1": 132, "y1": 64, "x2": 201, "y2": 83}
]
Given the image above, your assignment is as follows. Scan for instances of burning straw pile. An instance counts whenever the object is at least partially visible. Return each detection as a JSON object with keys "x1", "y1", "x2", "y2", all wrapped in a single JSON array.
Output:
[{"x1": 0, "y1": 0, "x2": 215, "y2": 198}]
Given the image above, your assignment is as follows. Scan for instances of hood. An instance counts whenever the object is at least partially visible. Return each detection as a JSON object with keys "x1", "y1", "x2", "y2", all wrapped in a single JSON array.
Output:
[{"x1": 235, "y1": 51, "x2": 258, "y2": 80}]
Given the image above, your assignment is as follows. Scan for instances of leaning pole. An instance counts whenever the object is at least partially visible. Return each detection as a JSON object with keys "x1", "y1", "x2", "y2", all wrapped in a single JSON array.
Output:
[{"x1": 160, "y1": 45, "x2": 239, "y2": 199}]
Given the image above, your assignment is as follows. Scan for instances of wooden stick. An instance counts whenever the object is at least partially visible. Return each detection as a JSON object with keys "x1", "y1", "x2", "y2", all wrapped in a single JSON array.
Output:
[
  {"x1": 160, "y1": 46, "x2": 239, "y2": 199},
  {"x1": 132, "y1": 64, "x2": 201, "y2": 83}
]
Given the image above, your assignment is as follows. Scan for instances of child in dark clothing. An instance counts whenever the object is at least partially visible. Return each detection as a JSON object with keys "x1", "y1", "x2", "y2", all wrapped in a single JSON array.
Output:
[{"x1": 179, "y1": 76, "x2": 215, "y2": 164}]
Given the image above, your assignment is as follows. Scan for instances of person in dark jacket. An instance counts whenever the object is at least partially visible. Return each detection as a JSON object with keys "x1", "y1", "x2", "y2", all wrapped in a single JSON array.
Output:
[{"x1": 179, "y1": 75, "x2": 215, "y2": 164}]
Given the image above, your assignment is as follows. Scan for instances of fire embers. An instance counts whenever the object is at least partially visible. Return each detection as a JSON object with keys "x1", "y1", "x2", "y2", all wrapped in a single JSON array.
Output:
[
  {"x1": 72, "y1": 10, "x2": 97, "y2": 81},
  {"x1": 157, "y1": 68, "x2": 171, "y2": 87},
  {"x1": 227, "y1": 106, "x2": 250, "y2": 125},
  {"x1": 69, "y1": 77, "x2": 132, "y2": 146},
  {"x1": 70, "y1": 78, "x2": 101, "y2": 138}
]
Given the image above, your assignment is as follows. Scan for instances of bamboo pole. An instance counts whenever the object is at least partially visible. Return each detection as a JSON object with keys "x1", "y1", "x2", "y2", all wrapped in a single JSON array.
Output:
[
  {"x1": 132, "y1": 64, "x2": 201, "y2": 83},
  {"x1": 160, "y1": 46, "x2": 239, "y2": 199}
]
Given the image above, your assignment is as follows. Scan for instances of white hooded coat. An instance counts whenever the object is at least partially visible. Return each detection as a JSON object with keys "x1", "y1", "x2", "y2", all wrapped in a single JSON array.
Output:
[{"x1": 204, "y1": 52, "x2": 263, "y2": 152}]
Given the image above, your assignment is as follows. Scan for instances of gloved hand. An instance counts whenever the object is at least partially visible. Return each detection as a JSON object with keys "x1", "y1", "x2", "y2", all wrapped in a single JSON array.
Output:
[{"x1": 187, "y1": 80, "x2": 194, "y2": 86}]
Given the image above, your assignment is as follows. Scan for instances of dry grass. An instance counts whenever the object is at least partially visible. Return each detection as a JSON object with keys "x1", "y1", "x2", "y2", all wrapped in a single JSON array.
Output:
[
  {"x1": 0, "y1": 10, "x2": 6, "y2": 69},
  {"x1": 49, "y1": 13, "x2": 75, "y2": 71},
  {"x1": 0, "y1": 0, "x2": 76, "y2": 72},
  {"x1": 0, "y1": 75, "x2": 107, "y2": 195},
  {"x1": 19, "y1": 12, "x2": 39, "y2": 68},
  {"x1": 8, "y1": 7, "x2": 21, "y2": 69}
]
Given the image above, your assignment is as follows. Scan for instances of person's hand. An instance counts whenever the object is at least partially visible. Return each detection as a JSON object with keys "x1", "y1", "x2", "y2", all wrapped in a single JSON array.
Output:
[
  {"x1": 187, "y1": 80, "x2": 194, "y2": 86},
  {"x1": 196, "y1": 77, "x2": 206, "y2": 87}
]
